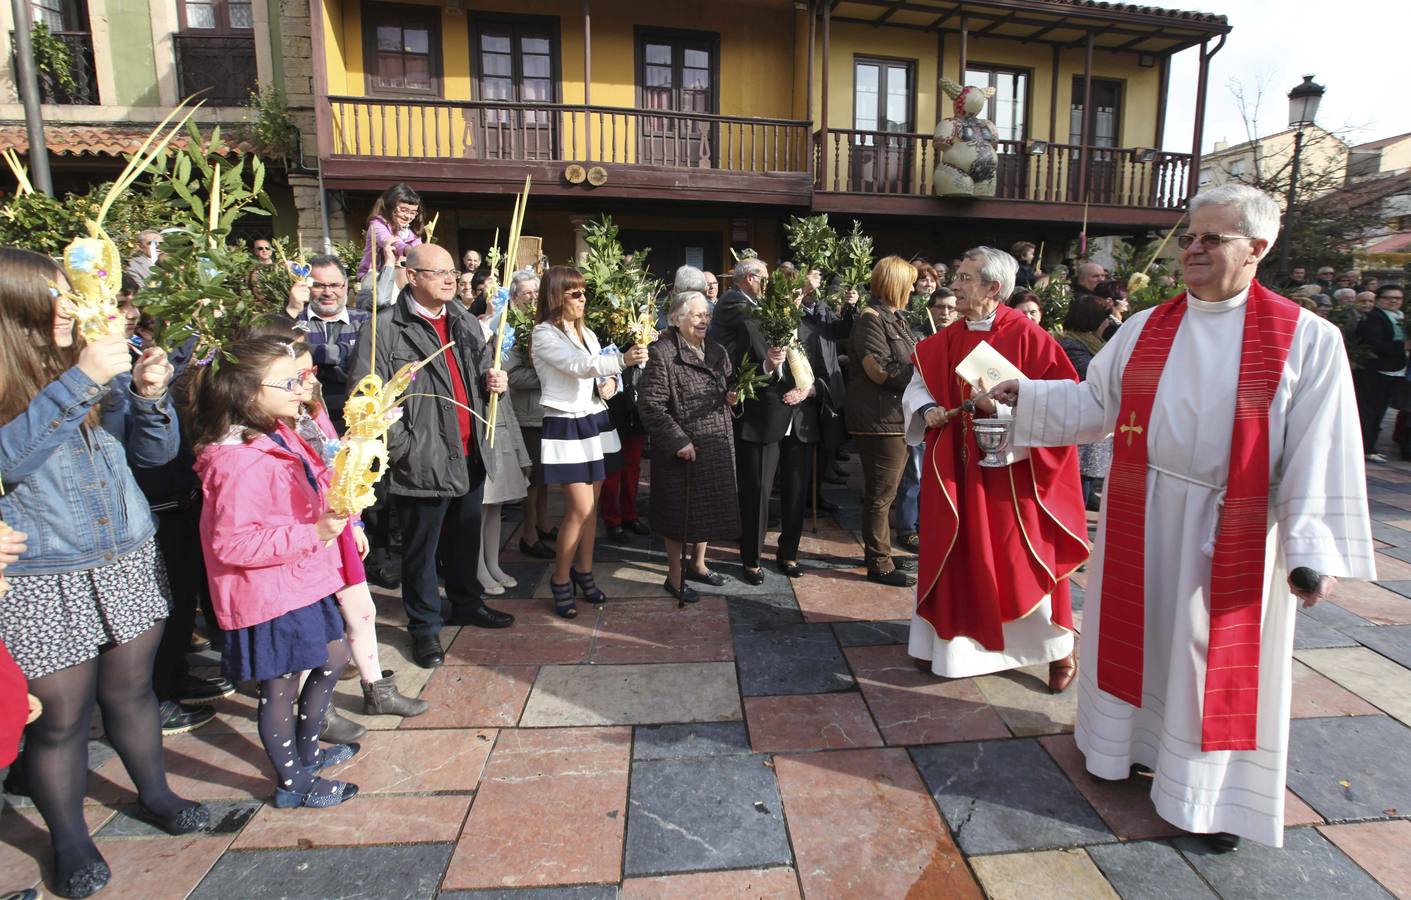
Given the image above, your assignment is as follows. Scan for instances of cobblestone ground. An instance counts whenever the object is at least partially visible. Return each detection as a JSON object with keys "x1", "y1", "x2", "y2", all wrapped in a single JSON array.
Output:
[{"x1": 4, "y1": 456, "x2": 1411, "y2": 899}]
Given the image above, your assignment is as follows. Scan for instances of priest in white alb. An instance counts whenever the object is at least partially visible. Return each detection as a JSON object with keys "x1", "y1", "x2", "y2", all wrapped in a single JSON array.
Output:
[{"x1": 990, "y1": 183, "x2": 1375, "y2": 851}]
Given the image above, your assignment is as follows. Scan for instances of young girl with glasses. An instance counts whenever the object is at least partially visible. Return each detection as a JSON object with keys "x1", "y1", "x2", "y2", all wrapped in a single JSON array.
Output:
[{"x1": 185, "y1": 336, "x2": 362, "y2": 809}]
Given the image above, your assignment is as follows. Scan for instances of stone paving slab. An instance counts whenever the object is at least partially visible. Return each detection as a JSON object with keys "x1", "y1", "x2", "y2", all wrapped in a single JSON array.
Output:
[
  {"x1": 733, "y1": 623, "x2": 855, "y2": 696},
  {"x1": 831, "y1": 619, "x2": 909, "y2": 647},
  {"x1": 969, "y1": 848, "x2": 1119, "y2": 900},
  {"x1": 913, "y1": 738, "x2": 1115, "y2": 855},
  {"x1": 624, "y1": 754, "x2": 792, "y2": 875},
  {"x1": 1343, "y1": 623, "x2": 1411, "y2": 669},
  {"x1": 230, "y1": 795, "x2": 471, "y2": 850},
  {"x1": 1086, "y1": 840, "x2": 1218, "y2": 900},
  {"x1": 520, "y1": 662, "x2": 741, "y2": 727},
  {"x1": 1293, "y1": 614, "x2": 1361, "y2": 650},
  {"x1": 1296, "y1": 647, "x2": 1411, "y2": 725},
  {"x1": 589, "y1": 598, "x2": 735, "y2": 664},
  {"x1": 973, "y1": 665, "x2": 1078, "y2": 736},
  {"x1": 1286, "y1": 716, "x2": 1411, "y2": 822},
  {"x1": 846, "y1": 644, "x2": 1011, "y2": 745},
  {"x1": 744, "y1": 693, "x2": 884, "y2": 753},
  {"x1": 726, "y1": 593, "x2": 806, "y2": 630},
  {"x1": 1173, "y1": 827, "x2": 1392, "y2": 900},
  {"x1": 189, "y1": 843, "x2": 453, "y2": 900},
  {"x1": 619, "y1": 867, "x2": 800, "y2": 899},
  {"x1": 1318, "y1": 821, "x2": 1411, "y2": 899},
  {"x1": 401, "y1": 665, "x2": 538, "y2": 730},
  {"x1": 631, "y1": 722, "x2": 751, "y2": 760},
  {"x1": 1037, "y1": 735, "x2": 1182, "y2": 841}
]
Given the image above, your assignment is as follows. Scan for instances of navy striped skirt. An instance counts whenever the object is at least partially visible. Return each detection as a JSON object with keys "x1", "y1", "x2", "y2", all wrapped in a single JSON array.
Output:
[{"x1": 540, "y1": 408, "x2": 623, "y2": 484}]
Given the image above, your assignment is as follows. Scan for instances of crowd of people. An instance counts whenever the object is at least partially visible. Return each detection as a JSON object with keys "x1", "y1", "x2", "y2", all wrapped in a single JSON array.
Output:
[{"x1": 0, "y1": 176, "x2": 1390, "y2": 897}]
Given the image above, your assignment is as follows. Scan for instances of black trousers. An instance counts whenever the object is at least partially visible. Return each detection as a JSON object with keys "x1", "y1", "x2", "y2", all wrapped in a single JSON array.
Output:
[
  {"x1": 151, "y1": 500, "x2": 209, "y2": 699},
  {"x1": 362, "y1": 477, "x2": 395, "y2": 563},
  {"x1": 1354, "y1": 368, "x2": 1398, "y2": 454},
  {"x1": 736, "y1": 435, "x2": 812, "y2": 568},
  {"x1": 395, "y1": 458, "x2": 486, "y2": 637}
]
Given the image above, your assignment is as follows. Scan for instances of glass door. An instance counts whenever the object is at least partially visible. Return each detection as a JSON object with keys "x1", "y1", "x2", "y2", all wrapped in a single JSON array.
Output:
[
  {"x1": 475, "y1": 19, "x2": 558, "y2": 161},
  {"x1": 638, "y1": 33, "x2": 717, "y2": 168},
  {"x1": 853, "y1": 58, "x2": 914, "y2": 192}
]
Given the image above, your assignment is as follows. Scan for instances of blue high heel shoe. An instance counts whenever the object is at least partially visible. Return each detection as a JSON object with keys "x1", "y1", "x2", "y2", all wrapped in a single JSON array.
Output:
[{"x1": 570, "y1": 567, "x2": 607, "y2": 604}]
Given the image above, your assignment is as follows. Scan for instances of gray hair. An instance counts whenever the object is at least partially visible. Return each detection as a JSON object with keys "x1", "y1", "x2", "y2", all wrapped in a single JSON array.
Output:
[
  {"x1": 1189, "y1": 183, "x2": 1282, "y2": 245},
  {"x1": 1332, "y1": 287, "x2": 1357, "y2": 304},
  {"x1": 509, "y1": 268, "x2": 539, "y2": 299},
  {"x1": 674, "y1": 265, "x2": 708, "y2": 295},
  {"x1": 668, "y1": 291, "x2": 708, "y2": 327},
  {"x1": 733, "y1": 257, "x2": 766, "y2": 282},
  {"x1": 963, "y1": 246, "x2": 1018, "y2": 302}
]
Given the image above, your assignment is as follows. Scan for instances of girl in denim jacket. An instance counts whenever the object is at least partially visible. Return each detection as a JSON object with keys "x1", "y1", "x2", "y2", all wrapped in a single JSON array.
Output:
[
  {"x1": 0, "y1": 248, "x2": 207, "y2": 899},
  {"x1": 188, "y1": 336, "x2": 361, "y2": 810}
]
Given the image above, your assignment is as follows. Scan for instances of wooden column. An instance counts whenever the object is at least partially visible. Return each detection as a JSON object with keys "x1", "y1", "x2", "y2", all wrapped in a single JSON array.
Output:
[
  {"x1": 1154, "y1": 53, "x2": 1170, "y2": 149},
  {"x1": 819, "y1": 0, "x2": 830, "y2": 189},
  {"x1": 309, "y1": 0, "x2": 332, "y2": 161},
  {"x1": 1048, "y1": 44, "x2": 1059, "y2": 143},
  {"x1": 1188, "y1": 38, "x2": 1216, "y2": 198},
  {"x1": 806, "y1": 0, "x2": 815, "y2": 121},
  {"x1": 934, "y1": 29, "x2": 945, "y2": 123},
  {"x1": 583, "y1": 0, "x2": 592, "y2": 160},
  {"x1": 957, "y1": 14, "x2": 968, "y2": 80},
  {"x1": 1077, "y1": 31, "x2": 1094, "y2": 207}
]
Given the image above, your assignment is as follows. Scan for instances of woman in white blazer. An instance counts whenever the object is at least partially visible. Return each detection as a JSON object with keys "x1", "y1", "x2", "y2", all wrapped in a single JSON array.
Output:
[{"x1": 531, "y1": 266, "x2": 648, "y2": 618}]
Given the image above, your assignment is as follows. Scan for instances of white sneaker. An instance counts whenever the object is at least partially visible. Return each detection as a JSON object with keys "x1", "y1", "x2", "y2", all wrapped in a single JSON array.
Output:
[{"x1": 1366, "y1": 453, "x2": 1389, "y2": 463}]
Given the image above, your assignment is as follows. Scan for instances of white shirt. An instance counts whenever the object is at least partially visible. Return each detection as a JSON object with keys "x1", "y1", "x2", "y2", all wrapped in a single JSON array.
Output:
[{"x1": 411, "y1": 297, "x2": 447, "y2": 320}]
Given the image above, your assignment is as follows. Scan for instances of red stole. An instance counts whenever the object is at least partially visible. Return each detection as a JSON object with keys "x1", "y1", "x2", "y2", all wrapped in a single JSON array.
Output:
[
  {"x1": 1099, "y1": 280, "x2": 1301, "y2": 751},
  {"x1": 913, "y1": 305, "x2": 1089, "y2": 649}
]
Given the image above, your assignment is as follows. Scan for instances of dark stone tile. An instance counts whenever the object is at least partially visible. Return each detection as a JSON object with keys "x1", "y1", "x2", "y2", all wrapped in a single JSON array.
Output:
[
  {"x1": 624, "y1": 755, "x2": 792, "y2": 876},
  {"x1": 1377, "y1": 581, "x2": 1411, "y2": 601},
  {"x1": 97, "y1": 799, "x2": 260, "y2": 838},
  {"x1": 1070, "y1": 583, "x2": 1086, "y2": 613},
  {"x1": 1375, "y1": 543, "x2": 1411, "y2": 565},
  {"x1": 439, "y1": 888, "x2": 619, "y2": 900},
  {"x1": 727, "y1": 594, "x2": 805, "y2": 631},
  {"x1": 832, "y1": 620, "x2": 909, "y2": 647},
  {"x1": 1087, "y1": 840, "x2": 1217, "y2": 900},
  {"x1": 733, "y1": 623, "x2": 854, "y2": 696},
  {"x1": 911, "y1": 739, "x2": 1114, "y2": 854},
  {"x1": 1175, "y1": 827, "x2": 1392, "y2": 900},
  {"x1": 1294, "y1": 615, "x2": 1360, "y2": 650},
  {"x1": 1287, "y1": 716, "x2": 1411, "y2": 822},
  {"x1": 633, "y1": 722, "x2": 751, "y2": 760},
  {"x1": 1344, "y1": 624, "x2": 1411, "y2": 669},
  {"x1": 87, "y1": 739, "x2": 117, "y2": 772},
  {"x1": 189, "y1": 843, "x2": 453, "y2": 900},
  {"x1": 832, "y1": 507, "x2": 863, "y2": 533},
  {"x1": 492, "y1": 562, "x2": 550, "y2": 600},
  {"x1": 711, "y1": 564, "x2": 799, "y2": 598},
  {"x1": 1300, "y1": 602, "x2": 1372, "y2": 630},
  {"x1": 1369, "y1": 520, "x2": 1411, "y2": 548}
]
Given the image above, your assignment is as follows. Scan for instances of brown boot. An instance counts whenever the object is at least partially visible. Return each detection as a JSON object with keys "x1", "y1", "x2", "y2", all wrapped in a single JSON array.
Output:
[
  {"x1": 1048, "y1": 652, "x2": 1077, "y2": 694},
  {"x1": 362, "y1": 671, "x2": 429, "y2": 717}
]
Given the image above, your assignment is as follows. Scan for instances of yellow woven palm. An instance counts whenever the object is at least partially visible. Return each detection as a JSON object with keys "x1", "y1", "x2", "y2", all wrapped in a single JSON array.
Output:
[{"x1": 61, "y1": 223, "x2": 125, "y2": 341}]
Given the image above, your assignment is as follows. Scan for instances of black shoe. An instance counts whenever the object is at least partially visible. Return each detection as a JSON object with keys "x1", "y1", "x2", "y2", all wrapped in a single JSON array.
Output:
[
  {"x1": 542, "y1": 526, "x2": 560, "y2": 542},
  {"x1": 606, "y1": 525, "x2": 629, "y2": 543},
  {"x1": 366, "y1": 563, "x2": 401, "y2": 589},
  {"x1": 412, "y1": 634, "x2": 444, "y2": 668},
  {"x1": 569, "y1": 567, "x2": 607, "y2": 604},
  {"x1": 451, "y1": 605, "x2": 516, "y2": 629},
  {"x1": 663, "y1": 578, "x2": 700, "y2": 604},
  {"x1": 816, "y1": 498, "x2": 840, "y2": 514},
  {"x1": 159, "y1": 701, "x2": 215, "y2": 736},
  {"x1": 58, "y1": 860, "x2": 111, "y2": 899},
  {"x1": 550, "y1": 580, "x2": 577, "y2": 619},
  {"x1": 741, "y1": 567, "x2": 766, "y2": 586},
  {"x1": 777, "y1": 560, "x2": 803, "y2": 578},
  {"x1": 188, "y1": 631, "x2": 212, "y2": 653},
  {"x1": 685, "y1": 568, "x2": 728, "y2": 587},
  {"x1": 867, "y1": 569, "x2": 916, "y2": 587},
  {"x1": 1201, "y1": 832, "x2": 1241, "y2": 853},
  {"x1": 134, "y1": 801, "x2": 210, "y2": 835},
  {"x1": 898, "y1": 532, "x2": 920, "y2": 552},
  {"x1": 518, "y1": 538, "x2": 555, "y2": 559},
  {"x1": 835, "y1": 449, "x2": 850, "y2": 462},
  {"x1": 175, "y1": 673, "x2": 236, "y2": 705},
  {"x1": 895, "y1": 557, "x2": 917, "y2": 572},
  {"x1": 625, "y1": 519, "x2": 651, "y2": 535}
]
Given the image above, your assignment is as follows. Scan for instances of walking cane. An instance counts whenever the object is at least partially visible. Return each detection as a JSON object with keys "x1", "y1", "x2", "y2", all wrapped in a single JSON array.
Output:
[
  {"x1": 679, "y1": 458, "x2": 694, "y2": 609},
  {"x1": 811, "y1": 447, "x2": 819, "y2": 534}
]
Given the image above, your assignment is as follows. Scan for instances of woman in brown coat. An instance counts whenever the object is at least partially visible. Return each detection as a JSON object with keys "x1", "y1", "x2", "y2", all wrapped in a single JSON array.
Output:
[
  {"x1": 638, "y1": 291, "x2": 740, "y2": 603},
  {"x1": 844, "y1": 256, "x2": 919, "y2": 587}
]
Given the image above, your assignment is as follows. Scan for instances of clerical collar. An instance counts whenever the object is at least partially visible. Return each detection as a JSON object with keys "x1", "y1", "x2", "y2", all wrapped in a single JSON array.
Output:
[
  {"x1": 1187, "y1": 284, "x2": 1251, "y2": 313},
  {"x1": 412, "y1": 297, "x2": 448, "y2": 320},
  {"x1": 965, "y1": 308, "x2": 999, "y2": 331}
]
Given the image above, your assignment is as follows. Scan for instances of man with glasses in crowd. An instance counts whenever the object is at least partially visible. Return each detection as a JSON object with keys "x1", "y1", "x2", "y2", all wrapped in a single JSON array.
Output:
[
  {"x1": 703, "y1": 271, "x2": 720, "y2": 310},
  {"x1": 351, "y1": 244, "x2": 515, "y2": 669},
  {"x1": 297, "y1": 255, "x2": 370, "y2": 432}
]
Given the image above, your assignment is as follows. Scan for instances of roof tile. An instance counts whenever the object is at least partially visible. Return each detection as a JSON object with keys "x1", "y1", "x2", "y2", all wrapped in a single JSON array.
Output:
[{"x1": 0, "y1": 124, "x2": 256, "y2": 158}]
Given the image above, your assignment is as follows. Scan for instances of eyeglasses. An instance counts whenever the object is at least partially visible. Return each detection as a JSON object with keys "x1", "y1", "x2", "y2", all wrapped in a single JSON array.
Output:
[
  {"x1": 310, "y1": 281, "x2": 345, "y2": 291},
  {"x1": 253, "y1": 245, "x2": 273, "y2": 253},
  {"x1": 1176, "y1": 232, "x2": 1253, "y2": 250},
  {"x1": 411, "y1": 267, "x2": 461, "y2": 280},
  {"x1": 563, "y1": 288, "x2": 586, "y2": 299},
  {"x1": 261, "y1": 368, "x2": 318, "y2": 392}
]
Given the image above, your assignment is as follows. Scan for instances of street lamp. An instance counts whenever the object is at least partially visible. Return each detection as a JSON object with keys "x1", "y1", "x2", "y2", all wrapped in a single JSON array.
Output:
[{"x1": 1277, "y1": 75, "x2": 1326, "y2": 281}]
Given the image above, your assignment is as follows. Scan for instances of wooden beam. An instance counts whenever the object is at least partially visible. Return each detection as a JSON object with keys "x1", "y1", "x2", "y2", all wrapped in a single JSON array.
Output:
[
  {"x1": 806, "y1": 0, "x2": 815, "y2": 122},
  {"x1": 1021, "y1": 21, "x2": 1061, "y2": 43},
  {"x1": 873, "y1": 0, "x2": 909, "y2": 26},
  {"x1": 1154, "y1": 52, "x2": 1170, "y2": 149},
  {"x1": 1078, "y1": 31, "x2": 1094, "y2": 206},
  {"x1": 1187, "y1": 35, "x2": 1226, "y2": 198},
  {"x1": 1048, "y1": 43, "x2": 1059, "y2": 144},
  {"x1": 935, "y1": 28, "x2": 945, "y2": 121},
  {"x1": 820, "y1": 0, "x2": 831, "y2": 190},
  {"x1": 583, "y1": 0, "x2": 592, "y2": 156},
  {"x1": 976, "y1": 11, "x2": 1018, "y2": 36},
  {"x1": 839, "y1": 0, "x2": 1229, "y2": 35},
  {"x1": 927, "y1": 8, "x2": 956, "y2": 31},
  {"x1": 957, "y1": 14, "x2": 968, "y2": 79}
]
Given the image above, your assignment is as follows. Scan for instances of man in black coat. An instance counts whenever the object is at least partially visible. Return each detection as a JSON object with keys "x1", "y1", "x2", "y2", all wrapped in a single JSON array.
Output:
[
  {"x1": 1353, "y1": 283, "x2": 1408, "y2": 462},
  {"x1": 800, "y1": 274, "x2": 848, "y2": 497},
  {"x1": 709, "y1": 258, "x2": 817, "y2": 582},
  {"x1": 350, "y1": 244, "x2": 515, "y2": 668}
]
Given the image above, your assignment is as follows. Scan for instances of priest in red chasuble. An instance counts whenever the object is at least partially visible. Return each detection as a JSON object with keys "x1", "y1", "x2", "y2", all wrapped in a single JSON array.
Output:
[
  {"x1": 901, "y1": 246, "x2": 1089, "y2": 693},
  {"x1": 991, "y1": 184, "x2": 1375, "y2": 853}
]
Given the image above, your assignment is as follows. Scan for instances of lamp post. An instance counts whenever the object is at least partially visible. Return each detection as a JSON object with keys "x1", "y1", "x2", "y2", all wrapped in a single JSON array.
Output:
[{"x1": 1277, "y1": 74, "x2": 1325, "y2": 282}]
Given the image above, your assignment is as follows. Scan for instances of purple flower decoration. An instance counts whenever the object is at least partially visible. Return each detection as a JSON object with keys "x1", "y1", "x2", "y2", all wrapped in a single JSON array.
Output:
[{"x1": 291, "y1": 263, "x2": 311, "y2": 278}]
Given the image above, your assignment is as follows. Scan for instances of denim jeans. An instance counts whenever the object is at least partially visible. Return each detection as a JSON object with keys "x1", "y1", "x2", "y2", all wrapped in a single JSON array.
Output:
[{"x1": 895, "y1": 443, "x2": 924, "y2": 534}]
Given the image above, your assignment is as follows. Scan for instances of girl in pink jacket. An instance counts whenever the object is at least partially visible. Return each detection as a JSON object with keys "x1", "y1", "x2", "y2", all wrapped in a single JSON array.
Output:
[{"x1": 187, "y1": 336, "x2": 359, "y2": 809}]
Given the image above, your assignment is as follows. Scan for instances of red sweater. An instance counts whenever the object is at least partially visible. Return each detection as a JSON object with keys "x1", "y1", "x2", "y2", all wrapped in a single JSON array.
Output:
[{"x1": 419, "y1": 312, "x2": 474, "y2": 456}]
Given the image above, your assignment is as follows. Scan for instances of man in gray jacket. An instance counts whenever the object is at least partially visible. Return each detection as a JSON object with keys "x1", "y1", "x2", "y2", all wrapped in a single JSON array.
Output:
[{"x1": 350, "y1": 244, "x2": 514, "y2": 669}]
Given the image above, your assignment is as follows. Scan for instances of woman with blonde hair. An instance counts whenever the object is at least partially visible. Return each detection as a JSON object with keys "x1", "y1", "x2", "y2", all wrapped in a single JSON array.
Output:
[
  {"x1": 845, "y1": 256, "x2": 919, "y2": 586},
  {"x1": 531, "y1": 266, "x2": 647, "y2": 618}
]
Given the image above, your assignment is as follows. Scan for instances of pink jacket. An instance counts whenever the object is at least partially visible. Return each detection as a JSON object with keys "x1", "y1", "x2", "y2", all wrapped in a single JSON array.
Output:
[{"x1": 195, "y1": 421, "x2": 348, "y2": 630}]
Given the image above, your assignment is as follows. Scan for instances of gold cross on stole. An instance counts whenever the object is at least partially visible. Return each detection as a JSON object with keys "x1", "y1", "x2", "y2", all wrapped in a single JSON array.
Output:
[{"x1": 1119, "y1": 411, "x2": 1144, "y2": 446}]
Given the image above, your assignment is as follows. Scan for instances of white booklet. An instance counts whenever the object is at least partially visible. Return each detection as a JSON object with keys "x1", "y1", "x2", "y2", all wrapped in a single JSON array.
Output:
[{"x1": 954, "y1": 340, "x2": 1023, "y2": 393}]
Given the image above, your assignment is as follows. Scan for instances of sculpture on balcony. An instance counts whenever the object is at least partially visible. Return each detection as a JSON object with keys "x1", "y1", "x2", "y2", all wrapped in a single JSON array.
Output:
[{"x1": 933, "y1": 78, "x2": 999, "y2": 198}]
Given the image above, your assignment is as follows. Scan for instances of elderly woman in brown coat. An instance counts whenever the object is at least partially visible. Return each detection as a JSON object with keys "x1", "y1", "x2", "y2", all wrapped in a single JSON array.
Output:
[{"x1": 638, "y1": 291, "x2": 740, "y2": 603}]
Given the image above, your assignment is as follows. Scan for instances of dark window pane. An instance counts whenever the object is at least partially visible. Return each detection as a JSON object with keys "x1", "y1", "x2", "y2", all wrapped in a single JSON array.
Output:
[
  {"x1": 646, "y1": 64, "x2": 672, "y2": 88},
  {"x1": 377, "y1": 25, "x2": 401, "y2": 52},
  {"x1": 185, "y1": 0, "x2": 216, "y2": 29},
  {"x1": 376, "y1": 53, "x2": 405, "y2": 82},
  {"x1": 482, "y1": 34, "x2": 511, "y2": 54},
  {"x1": 684, "y1": 67, "x2": 708, "y2": 91},
  {"x1": 229, "y1": 0, "x2": 253, "y2": 28},
  {"x1": 645, "y1": 43, "x2": 671, "y2": 65},
  {"x1": 521, "y1": 36, "x2": 549, "y2": 54},
  {"x1": 523, "y1": 55, "x2": 550, "y2": 78},
  {"x1": 403, "y1": 27, "x2": 429, "y2": 54},
  {"x1": 483, "y1": 54, "x2": 511, "y2": 77},
  {"x1": 522, "y1": 79, "x2": 550, "y2": 101},
  {"x1": 483, "y1": 76, "x2": 512, "y2": 100},
  {"x1": 684, "y1": 48, "x2": 708, "y2": 69},
  {"x1": 404, "y1": 56, "x2": 430, "y2": 87}
]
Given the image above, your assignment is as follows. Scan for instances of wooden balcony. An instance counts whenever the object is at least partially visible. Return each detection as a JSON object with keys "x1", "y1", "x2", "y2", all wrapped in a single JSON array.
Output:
[
  {"x1": 319, "y1": 95, "x2": 814, "y2": 206},
  {"x1": 813, "y1": 129, "x2": 1191, "y2": 226}
]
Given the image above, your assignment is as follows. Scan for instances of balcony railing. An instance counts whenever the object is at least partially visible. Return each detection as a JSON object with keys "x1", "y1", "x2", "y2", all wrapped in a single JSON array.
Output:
[
  {"x1": 173, "y1": 33, "x2": 256, "y2": 106},
  {"x1": 9, "y1": 30, "x2": 97, "y2": 104},
  {"x1": 325, "y1": 95, "x2": 813, "y2": 175},
  {"x1": 815, "y1": 129, "x2": 1191, "y2": 210}
]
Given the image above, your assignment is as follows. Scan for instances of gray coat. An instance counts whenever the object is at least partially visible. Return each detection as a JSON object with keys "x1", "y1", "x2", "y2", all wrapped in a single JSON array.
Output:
[{"x1": 349, "y1": 287, "x2": 497, "y2": 497}]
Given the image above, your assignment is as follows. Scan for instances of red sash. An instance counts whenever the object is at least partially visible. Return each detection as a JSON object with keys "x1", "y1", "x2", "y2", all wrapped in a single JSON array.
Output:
[{"x1": 1099, "y1": 280, "x2": 1301, "y2": 751}]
